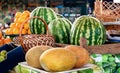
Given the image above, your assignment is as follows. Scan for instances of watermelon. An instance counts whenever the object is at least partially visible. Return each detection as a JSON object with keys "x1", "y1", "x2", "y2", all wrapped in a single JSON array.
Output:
[
  {"x1": 48, "y1": 18, "x2": 72, "y2": 44},
  {"x1": 30, "y1": 7, "x2": 57, "y2": 34},
  {"x1": 70, "y1": 15, "x2": 106, "y2": 46}
]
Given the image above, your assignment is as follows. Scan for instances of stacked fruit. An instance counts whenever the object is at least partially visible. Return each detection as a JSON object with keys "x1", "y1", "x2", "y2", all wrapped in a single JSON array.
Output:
[
  {"x1": 25, "y1": 45, "x2": 90, "y2": 72},
  {"x1": 0, "y1": 50, "x2": 7, "y2": 62},
  {"x1": 30, "y1": 7, "x2": 106, "y2": 45},
  {"x1": 5, "y1": 11, "x2": 31, "y2": 35},
  {"x1": 0, "y1": 31, "x2": 12, "y2": 46}
]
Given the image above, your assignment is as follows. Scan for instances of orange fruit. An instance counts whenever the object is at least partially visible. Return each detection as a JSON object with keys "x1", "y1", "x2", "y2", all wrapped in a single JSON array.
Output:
[
  {"x1": 0, "y1": 31, "x2": 2, "y2": 39},
  {"x1": 18, "y1": 17, "x2": 26, "y2": 24},
  {"x1": 15, "y1": 12, "x2": 22, "y2": 18},
  {"x1": 24, "y1": 22, "x2": 29, "y2": 30},
  {"x1": 14, "y1": 18, "x2": 19, "y2": 23},
  {"x1": 0, "y1": 37, "x2": 4, "y2": 46},
  {"x1": 4, "y1": 36, "x2": 12, "y2": 44},
  {"x1": 22, "y1": 10, "x2": 30, "y2": 18},
  {"x1": 10, "y1": 23, "x2": 16, "y2": 28},
  {"x1": 15, "y1": 23, "x2": 21, "y2": 28},
  {"x1": 13, "y1": 28, "x2": 20, "y2": 34},
  {"x1": 5, "y1": 28, "x2": 13, "y2": 35},
  {"x1": 22, "y1": 28, "x2": 28, "y2": 34},
  {"x1": 28, "y1": 29, "x2": 31, "y2": 34}
]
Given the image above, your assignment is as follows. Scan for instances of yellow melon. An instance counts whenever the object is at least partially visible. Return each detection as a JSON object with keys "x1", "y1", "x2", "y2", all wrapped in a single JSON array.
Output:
[
  {"x1": 39, "y1": 48, "x2": 77, "y2": 72},
  {"x1": 65, "y1": 45, "x2": 90, "y2": 68},
  {"x1": 25, "y1": 45, "x2": 52, "y2": 68}
]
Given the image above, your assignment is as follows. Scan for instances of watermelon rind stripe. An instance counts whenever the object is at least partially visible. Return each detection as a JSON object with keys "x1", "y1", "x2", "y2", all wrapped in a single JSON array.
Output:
[
  {"x1": 37, "y1": 9, "x2": 42, "y2": 34},
  {"x1": 40, "y1": 8, "x2": 45, "y2": 34},
  {"x1": 75, "y1": 18, "x2": 85, "y2": 45},
  {"x1": 47, "y1": 8, "x2": 52, "y2": 23},
  {"x1": 30, "y1": 12, "x2": 37, "y2": 34},
  {"x1": 30, "y1": 18, "x2": 33, "y2": 33},
  {"x1": 62, "y1": 18, "x2": 71, "y2": 43},
  {"x1": 89, "y1": 18, "x2": 95, "y2": 45},
  {"x1": 71, "y1": 17, "x2": 80, "y2": 44},
  {"x1": 34, "y1": 8, "x2": 39, "y2": 34},
  {"x1": 83, "y1": 17, "x2": 88, "y2": 44},
  {"x1": 60, "y1": 19, "x2": 69, "y2": 43},
  {"x1": 90, "y1": 16, "x2": 106, "y2": 45},
  {"x1": 44, "y1": 8, "x2": 48, "y2": 25}
]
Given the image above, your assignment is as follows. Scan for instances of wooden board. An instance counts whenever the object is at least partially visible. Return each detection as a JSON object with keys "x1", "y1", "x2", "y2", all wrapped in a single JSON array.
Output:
[{"x1": 55, "y1": 41, "x2": 120, "y2": 54}]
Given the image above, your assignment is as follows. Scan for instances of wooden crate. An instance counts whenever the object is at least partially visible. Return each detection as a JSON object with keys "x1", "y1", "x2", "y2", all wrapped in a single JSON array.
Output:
[
  {"x1": 94, "y1": 0, "x2": 120, "y2": 31},
  {"x1": 94, "y1": 0, "x2": 120, "y2": 22},
  {"x1": 54, "y1": 38, "x2": 120, "y2": 54}
]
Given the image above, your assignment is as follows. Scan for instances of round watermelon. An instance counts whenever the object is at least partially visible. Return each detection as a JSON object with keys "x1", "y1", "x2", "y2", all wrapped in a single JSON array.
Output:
[
  {"x1": 48, "y1": 18, "x2": 72, "y2": 44},
  {"x1": 70, "y1": 15, "x2": 106, "y2": 46},
  {"x1": 30, "y1": 7, "x2": 57, "y2": 34}
]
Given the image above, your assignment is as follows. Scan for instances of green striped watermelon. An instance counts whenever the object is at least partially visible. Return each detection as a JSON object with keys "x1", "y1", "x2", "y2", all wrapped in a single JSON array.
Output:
[
  {"x1": 30, "y1": 7, "x2": 57, "y2": 34},
  {"x1": 70, "y1": 15, "x2": 106, "y2": 46},
  {"x1": 48, "y1": 18, "x2": 72, "y2": 44}
]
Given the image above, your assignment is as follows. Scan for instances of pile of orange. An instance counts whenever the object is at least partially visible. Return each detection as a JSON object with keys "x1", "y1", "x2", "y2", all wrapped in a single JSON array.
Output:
[
  {"x1": 0, "y1": 31, "x2": 12, "y2": 46},
  {"x1": 5, "y1": 10, "x2": 31, "y2": 35}
]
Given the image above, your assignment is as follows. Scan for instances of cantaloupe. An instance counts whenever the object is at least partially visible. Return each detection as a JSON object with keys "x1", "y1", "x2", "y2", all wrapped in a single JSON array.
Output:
[
  {"x1": 39, "y1": 48, "x2": 77, "y2": 72},
  {"x1": 65, "y1": 45, "x2": 90, "y2": 68},
  {"x1": 25, "y1": 45, "x2": 51, "y2": 68}
]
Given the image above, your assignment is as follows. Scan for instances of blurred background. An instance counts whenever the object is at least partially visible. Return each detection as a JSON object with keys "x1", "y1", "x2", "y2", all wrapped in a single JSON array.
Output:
[{"x1": 0, "y1": 0, "x2": 114, "y2": 24}]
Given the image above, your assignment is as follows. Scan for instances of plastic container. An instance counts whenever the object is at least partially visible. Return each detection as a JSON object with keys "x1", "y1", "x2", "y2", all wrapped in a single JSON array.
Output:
[{"x1": 0, "y1": 44, "x2": 25, "y2": 73}]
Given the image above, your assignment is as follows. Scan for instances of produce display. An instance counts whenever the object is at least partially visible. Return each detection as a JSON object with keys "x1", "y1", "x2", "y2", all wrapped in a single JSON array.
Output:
[
  {"x1": 1, "y1": 6, "x2": 120, "y2": 73},
  {"x1": 30, "y1": 7, "x2": 57, "y2": 34},
  {"x1": 23, "y1": 45, "x2": 92, "y2": 72},
  {"x1": 48, "y1": 18, "x2": 72, "y2": 44},
  {"x1": 70, "y1": 15, "x2": 106, "y2": 46}
]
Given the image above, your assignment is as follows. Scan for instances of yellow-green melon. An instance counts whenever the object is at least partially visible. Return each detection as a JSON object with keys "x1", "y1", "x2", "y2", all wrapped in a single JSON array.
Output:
[
  {"x1": 65, "y1": 45, "x2": 90, "y2": 68},
  {"x1": 25, "y1": 45, "x2": 51, "y2": 68},
  {"x1": 39, "y1": 48, "x2": 76, "y2": 72}
]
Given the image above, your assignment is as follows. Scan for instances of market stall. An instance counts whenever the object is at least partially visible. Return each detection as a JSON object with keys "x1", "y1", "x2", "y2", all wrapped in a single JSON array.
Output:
[{"x1": 0, "y1": 0, "x2": 120, "y2": 73}]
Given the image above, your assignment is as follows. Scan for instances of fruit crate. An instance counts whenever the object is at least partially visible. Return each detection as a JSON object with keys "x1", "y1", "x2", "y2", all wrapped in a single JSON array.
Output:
[
  {"x1": 94, "y1": 0, "x2": 120, "y2": 22},
  {"x1": 94, "y1": 0, "x2": 120, "y2": 31},
  {"x1": 0, "y1": 43, "x2": 25, "y2": 73},
  {"x1": 17, "y1": 62, "x2": 100, "y2": 73}
]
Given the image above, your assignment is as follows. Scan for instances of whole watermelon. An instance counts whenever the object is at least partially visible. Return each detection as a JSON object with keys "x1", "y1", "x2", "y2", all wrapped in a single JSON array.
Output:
[
  {"x1": 48, "y1": 18, "x2": 72, "y2": 44},
  {"x1": 30, "y1": 7, "x2": 57, "y2": 34},
  {"x1": 70, "y1": 15, "x2": 106, "y2": 46}
]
